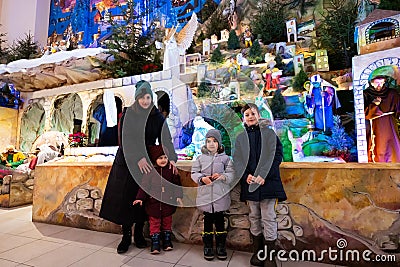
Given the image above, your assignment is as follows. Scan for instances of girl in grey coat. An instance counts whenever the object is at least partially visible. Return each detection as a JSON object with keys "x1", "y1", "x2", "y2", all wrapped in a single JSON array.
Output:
[{"x1": 191, "y1": 129, "x2": 234, "y2": 261}]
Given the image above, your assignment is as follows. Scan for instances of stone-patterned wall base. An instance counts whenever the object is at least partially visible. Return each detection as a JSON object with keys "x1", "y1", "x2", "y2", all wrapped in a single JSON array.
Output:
[
  {"x1": 0, "y1": 171, "x2": 34, "y2": 208},
  {"x1": 33, "y1": 161, "x2": 400, "y2": 265}
]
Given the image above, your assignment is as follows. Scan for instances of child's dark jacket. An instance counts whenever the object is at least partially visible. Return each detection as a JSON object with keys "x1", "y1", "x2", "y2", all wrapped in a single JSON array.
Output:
[
  {"x1": 136, "y1": 164, "x2": 182, "y2": 218},
  {"x1": 233, "y1": 123, "x2": 287, "y2": 202}
]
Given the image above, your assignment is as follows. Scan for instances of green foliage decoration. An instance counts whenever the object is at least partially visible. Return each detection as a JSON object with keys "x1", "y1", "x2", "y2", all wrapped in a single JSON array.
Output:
[
  {"x1": 7, "y1": 32, "x2": 39, "y2": 62},
  {"x1": 197, "y1": 80, "x2": 211, "y2": 98},
  {"x1": 200, "y1": 103, "x2": 244, "y2": 156},
  {"x1": 0, "y1": 30, "x2": 8, "y2": 64},
  {"x1": 378, "y1": 0, "x2": 400, "y2": 11},
  {"x1": 317, "y1": 0, "x2": 358, "y2": 70},
  {"x1": 271, "y1": 89, "x2": 287, "y2": 119},
  {"x1": 100, "y1": 0, "x2": 158, "y2": 78},
  {"x1": 248, "y1": 40, "x2": 263, "y2": 64},
  {"x1": 292, "y1": 67, "x2": 309, "y2": 92},
  {"x1": 204, "y1": 8, "x2": 230, "y2": 39},
  {"x1": 210, "y1": 45, "x2": 225, "y2": 63},
  {"x1": 250, "y1": 0, "x2": 287, "y2": 44},
  {"x1": 227, "y1": 30, "x2": 240, "y2": 50}
]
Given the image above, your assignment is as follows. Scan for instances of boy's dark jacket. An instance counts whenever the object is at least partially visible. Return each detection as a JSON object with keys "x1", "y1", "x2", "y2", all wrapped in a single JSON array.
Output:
[
  {"x1": 136, "y1": 164, "x2": 182, "y2": 218},
  {"x1": 233, "y1": 122, "x2": 287, "y2": 202}
]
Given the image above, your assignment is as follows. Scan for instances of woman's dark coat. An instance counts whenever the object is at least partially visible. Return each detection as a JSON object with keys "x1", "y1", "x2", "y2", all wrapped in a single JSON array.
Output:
[
  {"x1": 99, "y1": 103, "x2": 177, "y2": 226},
  {"x1": 233, "y1": 123, "x2": 287, "y2": 202},
  {"x1": 136, "y1": 164, "x2": 182, "y2": 218}
]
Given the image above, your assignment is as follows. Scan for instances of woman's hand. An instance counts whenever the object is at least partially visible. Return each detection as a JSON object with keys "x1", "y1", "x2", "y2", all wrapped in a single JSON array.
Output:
[
  {"x1": 138, "y1": 157, "x2": 152, "y2": 174},
  {"x1": 169, "y1": 160, "x2": 178, "y2": 174},
  {"x1": 133, "y1": 200, "x2": 143, "y2": 206}
]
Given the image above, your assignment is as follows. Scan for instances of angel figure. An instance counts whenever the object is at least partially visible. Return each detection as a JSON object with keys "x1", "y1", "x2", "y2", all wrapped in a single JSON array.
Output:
[{"x1": 163, "y1": 13, "x2": 198, "y2": 72}]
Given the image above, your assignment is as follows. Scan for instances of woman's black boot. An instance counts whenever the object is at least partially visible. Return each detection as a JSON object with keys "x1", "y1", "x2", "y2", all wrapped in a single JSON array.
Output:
[
  {"x1": 134, "y1": 222, "x2": 148, "y2": 248},
  {"x1": 117, "y1": 225, "x2": 132, "y2": 254}
]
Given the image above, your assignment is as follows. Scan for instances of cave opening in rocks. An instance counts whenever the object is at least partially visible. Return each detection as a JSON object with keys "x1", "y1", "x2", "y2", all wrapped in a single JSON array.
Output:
[
  {"x1": 51, "y1": 93, "x2": 83, "y2": 135},
  {"x1": 156, "y1": 91, "x2": 170, "y2": 118}
]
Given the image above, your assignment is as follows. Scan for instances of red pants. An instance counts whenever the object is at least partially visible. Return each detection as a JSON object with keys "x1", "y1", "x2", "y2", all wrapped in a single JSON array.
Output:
[{"x1": 149, "y1": 215, "x2": 172, "y2": 235}]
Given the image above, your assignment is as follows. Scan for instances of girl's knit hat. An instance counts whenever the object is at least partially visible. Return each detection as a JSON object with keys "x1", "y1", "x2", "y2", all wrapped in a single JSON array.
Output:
[
  {"x1": 205, "y1": 129, "x2": 222, "y2": 145},
  {"x1": 148, "y1": 145, "x2": 169, "y2": 164}
]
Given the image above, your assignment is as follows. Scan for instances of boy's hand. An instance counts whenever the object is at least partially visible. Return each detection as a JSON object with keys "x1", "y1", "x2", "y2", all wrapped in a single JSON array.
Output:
[
  {"x1": 169, "y1": 160, "x2": 178, "y2": 174},
  {"x1": 176, "y1": 198, "x2": 183, "y2": 207},
  {"x1": 133, "y1": 200, "x2": 143, "y2": 206},
  {"x1": 202, "y1": 176, "x2": 213, "y2": 185},
  {"x1": 254, "y1": 175, "x2": 265, "y2": 185},
  {"x1": 247, "y1": 174, "x2": 255, "y2": 184}
]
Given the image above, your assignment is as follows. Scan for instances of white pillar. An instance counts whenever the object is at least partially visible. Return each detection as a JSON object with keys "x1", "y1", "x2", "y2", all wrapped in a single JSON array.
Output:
[{"x1": 0, "y1": 0, "x2": 50, "y2": 47}]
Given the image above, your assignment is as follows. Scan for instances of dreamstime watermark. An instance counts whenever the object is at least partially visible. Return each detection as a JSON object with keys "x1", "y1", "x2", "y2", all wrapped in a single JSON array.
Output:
[{"x1": 257, "y1": 238, "x2": 396, "y2": 263}]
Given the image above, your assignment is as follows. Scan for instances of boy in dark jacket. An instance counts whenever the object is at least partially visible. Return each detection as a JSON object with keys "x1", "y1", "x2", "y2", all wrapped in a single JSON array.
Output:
[
  {"x1": 134, "y1": 145, "x2": 183, "y2": 254},
  {"x1": 233, "y1": 103, "x2": 287, "y2": 267}
]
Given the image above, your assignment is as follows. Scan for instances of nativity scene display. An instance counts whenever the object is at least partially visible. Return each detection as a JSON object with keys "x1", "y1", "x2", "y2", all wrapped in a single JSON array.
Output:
[{"x1": 1, "y1": 1, "x2": 400, "y2": 166}]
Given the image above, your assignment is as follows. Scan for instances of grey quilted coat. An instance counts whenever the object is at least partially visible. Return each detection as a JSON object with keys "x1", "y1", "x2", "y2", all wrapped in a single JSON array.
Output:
[{"x1": 191, "y1": 148, "x2": 235, "y2": 213}]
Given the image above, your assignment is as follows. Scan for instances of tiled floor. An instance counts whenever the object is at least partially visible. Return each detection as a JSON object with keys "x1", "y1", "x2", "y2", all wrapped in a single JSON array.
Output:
[{"x1": 0, "y1": 205, "x2": 341, "y2": 267}]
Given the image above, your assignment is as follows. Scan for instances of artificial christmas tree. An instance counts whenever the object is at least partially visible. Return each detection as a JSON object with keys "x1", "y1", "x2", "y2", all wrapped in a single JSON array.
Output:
[
  {"x1": 100, "y1": 0, "x2": 158, "y2": 78},
  {"x1": 248, "y1": 39, "x2": 263, "y2": 64},
  {"x1": 227, "y1": 30, "x2": 240, "y2": 50},
  {"x1": 210, "y1": 45, "x2": 224, "y2": 64}
]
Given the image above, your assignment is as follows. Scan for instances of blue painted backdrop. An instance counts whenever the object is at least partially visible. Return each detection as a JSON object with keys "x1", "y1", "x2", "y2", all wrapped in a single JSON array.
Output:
[{"x1": 48, "y1": 0, "x2": 220, "y2": 46}]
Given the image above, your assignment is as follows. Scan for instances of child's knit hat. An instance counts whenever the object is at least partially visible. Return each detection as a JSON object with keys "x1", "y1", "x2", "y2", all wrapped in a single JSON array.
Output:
[
  {"x1": 205, "y1": 129, "x2": 222, "y2": 145},
  {"x1": 148, "y1": 145, "x2": 168, "y2": 164}
]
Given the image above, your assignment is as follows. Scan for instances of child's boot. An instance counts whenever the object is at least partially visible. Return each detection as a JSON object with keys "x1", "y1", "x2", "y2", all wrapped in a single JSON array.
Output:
[
  {"x1": 263, "y1": 239, "x2": 277, "y2": 267},
  {"x1": 215, "y1": 231, "x2": 228, "y2": 260},
  {"x1": 250, "y1": 234, "x2": 264, "y2": 266},
  {"x1": 162, "y1": 231, "x2": 174, "y2": 251},
  {"x1": 150, "y1": 233, "x2": 161, "y2": 254},
  {"x1": 202, "y1": 232, "x2": 214, "y2": 261}
]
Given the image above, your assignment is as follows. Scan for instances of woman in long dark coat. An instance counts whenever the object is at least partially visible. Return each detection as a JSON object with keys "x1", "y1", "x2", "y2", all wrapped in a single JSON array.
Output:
[{"x1": 99, "y1": 80, "x2": 177, "y2": 254}]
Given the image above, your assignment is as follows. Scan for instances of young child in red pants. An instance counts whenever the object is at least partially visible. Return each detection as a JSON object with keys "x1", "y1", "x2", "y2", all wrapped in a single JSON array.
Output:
[{"x1": 134, "y1": 145, "x2": 183, "y2": 254}]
